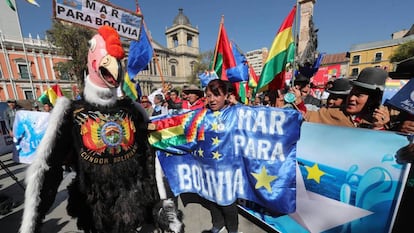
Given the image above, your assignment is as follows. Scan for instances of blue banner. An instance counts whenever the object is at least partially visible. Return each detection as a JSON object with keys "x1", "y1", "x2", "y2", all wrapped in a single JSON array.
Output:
[
  {"x1": 157, "y1": 105, "x2": 303, "y2": 214},
  {"x1": 386, "y1": 78, "x2": 414, "y2": 115},
  {"x1": 240, "y1": 122, "x2": 410, "y2": 233},
  {"x1": 12, "y1": 110, "x2": 50, "y2": 164}
]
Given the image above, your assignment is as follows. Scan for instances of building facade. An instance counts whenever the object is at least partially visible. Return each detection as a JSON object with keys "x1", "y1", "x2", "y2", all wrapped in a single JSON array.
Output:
[
  {"x1": 348, "y1": 34, "x2": 414, "y2": 78},
  {"x1": 132, "y1": 8, "x2": 200, "y2": 95},
  {"x1": 0, "y1": 5, "x2": 199, "y2": 102},
  {"x1": 245, "y1": 48, "x2": 268, "y2": 76}
]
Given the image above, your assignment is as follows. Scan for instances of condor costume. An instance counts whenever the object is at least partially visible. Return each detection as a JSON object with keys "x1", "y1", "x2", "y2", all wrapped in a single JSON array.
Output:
[{"x1": 20, "y1": 26, "x2": 183, "y2": 233}]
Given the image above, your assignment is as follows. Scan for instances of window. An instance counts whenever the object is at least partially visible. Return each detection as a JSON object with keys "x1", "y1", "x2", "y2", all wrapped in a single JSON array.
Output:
[
  {"x1": 18, "y1": 64, "x2": 30, "y2": 79},
  {"x1": 352, "y1": 55, "x2": 360, "y2": 64},
  {"x1": 374, "y1": 52, "x2": 382, "y2": 62},
  {"x1": 60, "y1": 72, "x2": 71, "y2": 80},
  {"x1": 171, "y1": 65, "x2": 176, "y2": 76},
  {"x1": 24, "y1": 90, "x2": 34, "y2": 100},
  {"x1": 172, "y1": 35, "x2": 178, "y2": 47},
  {"x1": 187, "y1": 34, "x2": 193, "y2": 46},
  {"x1": 0, "y1": 67, "x2": 3, "y2": 79},
  {"x1": 351, "y1": 68, "x2": 359, "y2": 76}
]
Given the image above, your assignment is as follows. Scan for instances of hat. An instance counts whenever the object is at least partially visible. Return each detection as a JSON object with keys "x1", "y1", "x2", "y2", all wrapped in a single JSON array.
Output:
[
  {"x1": 141, "y1": 96, "x2": 150, "y2": 103},
  {"x1": 389, "y1": 57, "x2": 414, "y2": 79},
  {"x1": 351, "y1": 67, "x2": 387, "y2": 91},
  {"x1": 326, "y1": 78, "x2": 352, "y2": 95},
  {"x1": 183, "y1": 84, "x2": 204, "y2": 97},
  {"x1": 7, "y1": 99, "x2": 16, "y2": 104}
]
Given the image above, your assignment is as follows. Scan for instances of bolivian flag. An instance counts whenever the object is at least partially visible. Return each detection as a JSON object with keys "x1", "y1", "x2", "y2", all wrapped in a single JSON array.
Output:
[
  {"x1": 255, "y1": 6, "x2": 296, "y2": 94},
  {"x1": 38, "y1": 84, "x2": 63, "y2": 106}
]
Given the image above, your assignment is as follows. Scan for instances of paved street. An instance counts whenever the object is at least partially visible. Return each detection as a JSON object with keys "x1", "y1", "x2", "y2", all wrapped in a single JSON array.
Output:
[{"x1": 0, "y1": 152, "x2": 269, "y2": 233}]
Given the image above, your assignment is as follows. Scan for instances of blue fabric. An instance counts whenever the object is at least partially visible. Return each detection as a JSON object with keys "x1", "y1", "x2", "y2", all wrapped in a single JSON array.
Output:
[
  {"x1": 386, "y1": 78, "x2": 414, "y2": 115},
  {"x1": 226, "y1": 42, "x2": 248, "y2": 83},
  {"x1": 297, "y1": 52, "x2": 325, "y2": 79},
  {"x1": 156, "y1": 105, "x2": 302, "y2": 214},
  {"x1": 127, "y1": 26, "x2": 153, "y2": 79},
  {"x1": 199, "y1": 71, "x2": 219, "y2": 88}
]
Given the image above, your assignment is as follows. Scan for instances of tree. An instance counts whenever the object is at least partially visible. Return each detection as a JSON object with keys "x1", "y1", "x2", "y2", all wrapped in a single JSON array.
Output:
[
  {"x1": 188, "y1": 50, "x2": 214, "y2": 85},
  {"x1": 390, "y1": 40, "x2": 414, "y2": 63},
  {"x1": 46, "y1": 21, "x2": 94, "y2": 91}
]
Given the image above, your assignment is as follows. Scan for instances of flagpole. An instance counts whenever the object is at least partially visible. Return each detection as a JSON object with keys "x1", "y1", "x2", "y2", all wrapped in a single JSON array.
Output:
[
  {"x1": 135, "y1": 0, "x2": 165, "y2": 88},
  {"x1": 14, "y1": 0, "x2": 37, "y2": 99},
  {"x1": 211, "y1": 15, "x2": 224, "y2": 71},
  {"x1": 291, "y1": 0, "x2": 300, "y2": 87}
]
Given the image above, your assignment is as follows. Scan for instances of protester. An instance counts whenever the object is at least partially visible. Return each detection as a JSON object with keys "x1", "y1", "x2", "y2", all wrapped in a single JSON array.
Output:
[
  {"x1": 182, "y1": 84, "x2": 205, "y2": 110},
  {"x1": 202, "y1": 79, "x2": 239, "y2": 233},
  {"x1": 325, "y1": 78, "x2": 352, "y2": 108},
  {"x1": 166, "y1": 89, "x2": 183, "y2": 114},
  {"x1": 43, "y1": 102, "x2": 53, "y2": 112},
  {"x1": 3, "y1": 99, "x2": 21, "y2": 137},
  {"x1": 152, "y1": 94, "x2": 168, "y2": 117},
  {"x1": 140, "y1": 95, "x2": 154, "y2": 117},
  {"x1": 303, "y1": 67, "x2": 389, "y2": 129},
  {"x1": 293, "y1": 73, "x2": 322, "y2": 110}
]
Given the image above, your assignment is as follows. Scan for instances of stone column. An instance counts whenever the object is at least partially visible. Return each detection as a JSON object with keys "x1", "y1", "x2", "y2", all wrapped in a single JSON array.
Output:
[{"x1": 297, "y1": 0, "x2": 316, "y2": 58}]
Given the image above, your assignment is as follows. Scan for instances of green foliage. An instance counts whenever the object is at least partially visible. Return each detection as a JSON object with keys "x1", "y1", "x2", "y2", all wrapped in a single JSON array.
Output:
[
  {"x1": 46, "y1": 21, "x2": 95, "y2": 89},
  {"x1": 390, "y1": 40, "x2": 414, "y2": 62},
  {"x1": 188, "y1": 50, "x2": 214, "y2": 85}
]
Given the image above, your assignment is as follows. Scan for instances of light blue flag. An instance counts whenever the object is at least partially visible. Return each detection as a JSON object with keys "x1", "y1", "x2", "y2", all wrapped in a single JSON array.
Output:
[{"x1": 127, "y1": 26, "x2": 153, "y2": 79}]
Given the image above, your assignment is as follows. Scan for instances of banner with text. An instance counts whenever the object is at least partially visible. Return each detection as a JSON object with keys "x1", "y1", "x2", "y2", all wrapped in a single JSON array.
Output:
[
  {"x1": 240, "y1": 122, "x2": 410, "y2": 233},
  {"x1": 53, "y1": 0, "x2": 142, "y2": 40},
  {"x1": 155, "y1": 105, "x2": 303, "y2": 214}
]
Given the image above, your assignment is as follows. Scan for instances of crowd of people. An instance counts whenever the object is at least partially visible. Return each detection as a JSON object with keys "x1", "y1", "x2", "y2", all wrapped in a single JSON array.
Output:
[{"x1": 2, "y1": 63, "x2": 413, "y2": 232}]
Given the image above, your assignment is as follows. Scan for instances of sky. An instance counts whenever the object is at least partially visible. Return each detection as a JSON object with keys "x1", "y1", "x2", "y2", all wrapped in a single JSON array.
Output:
[{"x1": 11, "y1": 0, "x2": 414, "y2": 55}]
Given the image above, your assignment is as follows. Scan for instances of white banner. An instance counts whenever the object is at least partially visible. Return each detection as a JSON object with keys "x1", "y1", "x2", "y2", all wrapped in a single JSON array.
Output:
[{"x1": 53, "y1": 0, "x2": 142, "y2": 40}]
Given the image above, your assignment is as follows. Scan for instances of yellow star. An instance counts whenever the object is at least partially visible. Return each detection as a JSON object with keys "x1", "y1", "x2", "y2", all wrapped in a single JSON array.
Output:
[
  {"x1": 213, "y1": 111, "x2": 221, "y2": 117},
  {"x1": 305, "y1": 163, "x2": 325, "y2": 183},
  {"x1": 197, "y1": 148, "x2": 204, "y2": 157},
  {"x1": 212, "y1": 136, "x2": 220, "y2": 145},
  {"x1": 211, "y1": 122, "x2": 219, "y2": 131},
  {"x1": 165, "y1": 152, "x2": 172, "y2": 157},
  {"x1": 251, "y1": 166, "x2": 277, "y2": 192},
  {"x1": 212, "y1": 151, "x2": 222, "y2": 159}
]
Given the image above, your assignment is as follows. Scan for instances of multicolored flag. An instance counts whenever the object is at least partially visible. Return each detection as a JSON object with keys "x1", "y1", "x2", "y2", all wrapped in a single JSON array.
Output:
[
  {"x1": 210, "y1": 18, "x2": 236, "y2": 81},
  {"x1": 248, "y1": 62, "x2": 259, "y2": 89},
  {"x1": 38, "y1": 84, "x2": 64, "y2": 106},
  {"x1": 122, "y1": 73, "x2": 138, "y2": 100},
  {"x1": 150, "y1": 105, "x2": 302, "y2": 214},
  {"x1": 210, "y1": 18, "x2": 249, "y2": 104},
  {"x1": 255, "y1": 5, "x2": 296, "y2": 94},
  {"x1": 122, "y1": 3, "x2": 153, "y2": 100}
]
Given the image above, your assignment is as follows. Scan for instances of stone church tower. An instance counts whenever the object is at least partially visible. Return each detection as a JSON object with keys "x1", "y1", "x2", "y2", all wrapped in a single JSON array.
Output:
[
  {"x1": 164, "y1": 8, "x2": 200, "y2": 79},
  {"x1": 137, "y1": 8, "x2": 200, "y2": 94}
]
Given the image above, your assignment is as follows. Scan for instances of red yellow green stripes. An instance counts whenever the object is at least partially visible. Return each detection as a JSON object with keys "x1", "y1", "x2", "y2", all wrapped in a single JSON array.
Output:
[
  {"x1": 255, "y1": 5, "x2": 296, "y2": 94},
  {"x1": 149, "y1": 109, "x2": 207, "y2": 150}
]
